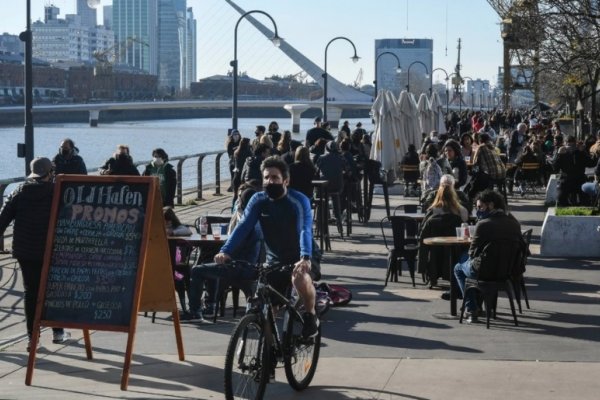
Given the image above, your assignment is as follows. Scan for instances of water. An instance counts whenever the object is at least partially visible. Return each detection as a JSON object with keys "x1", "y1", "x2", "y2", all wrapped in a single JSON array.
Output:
[{"x1": 0, "y1": 117, "x2": 373, "y2": 182}]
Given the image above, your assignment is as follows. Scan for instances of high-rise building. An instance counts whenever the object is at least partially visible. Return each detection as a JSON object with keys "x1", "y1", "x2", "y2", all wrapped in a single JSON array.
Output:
[
  {"x1": 112, "y1": 0, "x2": 196, "y2": 91},
  {"x1": 103, "y1": 5, "x2": 113, "y2": 30},
  {"x1": 0, "y1": 33, "x2": 22, "y2": 54},
  {"x1": 32, "y1": 5, "x2": 114, "y2": 64},
  {"x1": 112, "y1": 0, "x2": 158, "y2": 74},
  {"x1": 77, "y1": 0, "x2": 97, "y2": 28},
  {"x1": 374, "y1": 38, "x2": 433, "y2": 97}
]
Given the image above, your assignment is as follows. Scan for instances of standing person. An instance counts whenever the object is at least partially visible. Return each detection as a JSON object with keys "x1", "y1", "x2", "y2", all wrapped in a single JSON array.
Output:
[
  {"x1": 352, "y1": 122, "x2": 367, "y2": 140},
  {"x1": 52, "y1": 138, "x2": 87, "y2": 175},
  {"x1": 215, "y1": 157, "x2": 320, "y2": 338},
  {"x1": 225, "y1": 130, "x2": 241, "y2": 192},
  {"x1": 142, "y1": 148, "x2": 177, "y2": 207},
  {"x1": 305, "y1": 117, "x2": 333, "y2": 147},
  {"x1": 232, "y1": 137, "x2": 253, "y2": 207},
  {"x1": 553, "y1": 136, "x2": 594, "y2": 206},
  {"x1": 340, "y1": 120, "x2": 351, "y2": 137},
  {"x1": 267, "y1": 121, "x2": 282, "y2": 148},
  {"x1": 509, "y1": 122, "x2": 528, "y2": 162},
  {"x1": 99, "y1": 144, "x2": 140, "y2": 176},
  {"x1": 469, "y1": 133, "x2": 506, "y2": 201},
  {"x1": 0, "y1": 158, "x2": 70, "y2": 350}
]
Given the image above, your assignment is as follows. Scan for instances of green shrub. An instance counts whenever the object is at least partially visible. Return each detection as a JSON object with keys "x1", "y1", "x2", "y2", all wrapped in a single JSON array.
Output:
[{"x1": 556, "y1": 207, "x2": 599, "y2": 216}]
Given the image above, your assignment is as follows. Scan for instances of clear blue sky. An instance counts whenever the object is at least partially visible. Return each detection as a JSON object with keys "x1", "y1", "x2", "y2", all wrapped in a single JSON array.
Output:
[{"x1": 6, "y1": 0, "x2": 503, "y2": 87}]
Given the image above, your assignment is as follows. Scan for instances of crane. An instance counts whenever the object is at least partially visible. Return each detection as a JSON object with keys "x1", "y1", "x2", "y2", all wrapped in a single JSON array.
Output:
[{"x1": 486, "y1": 0, "x2": 540, "y2": 108}]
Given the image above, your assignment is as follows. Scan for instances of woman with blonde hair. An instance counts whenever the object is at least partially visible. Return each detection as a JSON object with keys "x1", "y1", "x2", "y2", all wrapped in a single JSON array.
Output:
[{"x1": 428, "y1": 174, "x2": 469, "y2": 222}]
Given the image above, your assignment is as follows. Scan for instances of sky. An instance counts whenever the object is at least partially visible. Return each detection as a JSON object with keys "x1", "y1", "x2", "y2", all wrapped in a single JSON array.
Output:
[{"x1": 4, "y1": 0, "x2": 504, "y2": 87}]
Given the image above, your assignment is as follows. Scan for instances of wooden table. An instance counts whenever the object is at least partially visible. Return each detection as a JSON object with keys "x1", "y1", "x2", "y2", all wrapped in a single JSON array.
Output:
[
  {"x1": 168, "y1": 233, "x2": 227, "y2": 265},
  {"x1": 422, "y1": 236, "x2": 471, "y2": 316}
]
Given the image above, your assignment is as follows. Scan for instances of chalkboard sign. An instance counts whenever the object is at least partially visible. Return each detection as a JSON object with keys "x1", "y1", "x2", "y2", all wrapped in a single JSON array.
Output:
[
  {"x1": 27, "y1": 175, "x2": 184, "y2": 390},
  {"x1": 42, "y1": 179, "x2": 149, "y2": 327}
]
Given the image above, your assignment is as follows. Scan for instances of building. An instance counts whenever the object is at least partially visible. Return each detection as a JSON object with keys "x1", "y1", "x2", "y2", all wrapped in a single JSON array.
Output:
[
  {"x1": 103, "y1": 5, "x2": 113, "y2": 30},
  {"x1": 32, "y1": 5, "x2": 114, "y2": 65},
  {"x1": 113, "y1": 0, "x2": 196, "y2": 93},
  {"x1": 77, "y1": 0, "x2": 97, "y2": 28},
  {"x1": 113, "y1": 0, "x2": 158, "y2": 74},
  {"x1": 374, "y1": 38, "x2": 433, "y2": 97},
  {"x1": 466, "y1": 79, "x2": 491, "y2": 109},
  {"x1": 0, "y1": 33, "x2": 22, "y2": 54}
]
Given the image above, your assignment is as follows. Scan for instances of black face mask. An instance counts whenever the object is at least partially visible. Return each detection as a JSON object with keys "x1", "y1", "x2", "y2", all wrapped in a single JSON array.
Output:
[
  {"x1": 264, "y1": 183, "x2": 285, "y2": 199},
  {"x1": 60, "y1": 148, "x2": 72, "y2": 157}
]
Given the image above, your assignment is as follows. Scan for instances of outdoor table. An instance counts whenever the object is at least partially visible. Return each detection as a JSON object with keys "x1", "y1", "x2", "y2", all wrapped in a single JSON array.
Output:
[
  {"x1": 168, "y1": 233, "x2": 227, "y2": 265},
  {"x1": 422, "y1": 236, "x2": 471, "y2": 317}
]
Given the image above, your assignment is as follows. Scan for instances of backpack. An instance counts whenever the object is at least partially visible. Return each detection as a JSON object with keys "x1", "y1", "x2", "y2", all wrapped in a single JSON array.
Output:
[{"x1": 424, "y1": 157, "x2": 443, "y2": 190}]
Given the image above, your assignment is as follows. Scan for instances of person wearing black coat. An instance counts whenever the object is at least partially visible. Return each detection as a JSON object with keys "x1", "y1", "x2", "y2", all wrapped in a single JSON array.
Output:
[
  {"x1": 52, "y1": 138, "x2": 87, "y2": 175},
  {"x1": 289, "y1": 146, "x2": 317, "y2": 199},
  {"x1": 0, "y1": 158, "x2": 68, "y2": 347},
  {"x1": 99, "y1": 144, "x2": 140, "y2": 176},
  {"x1": 553, "y1": 136, "x2": 594, "y2": 206},
  {"x1": 442, "y1": 139, "x2": 468, "y2": 189}
]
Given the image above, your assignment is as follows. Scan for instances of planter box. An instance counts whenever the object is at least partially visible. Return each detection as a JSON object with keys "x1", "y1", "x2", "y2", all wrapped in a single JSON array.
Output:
[
  {"x1": 545, "y1": 174, "x2": 558, "y2": 207},
  {"x1": 540, "y1": 207, "x2": 600, "y2": 258}
]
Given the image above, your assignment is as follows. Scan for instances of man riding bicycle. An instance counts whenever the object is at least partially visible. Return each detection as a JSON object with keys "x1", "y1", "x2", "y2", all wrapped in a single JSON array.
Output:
[{"x1": 215, "y1": 156, "x2": 320, "y2": 338}]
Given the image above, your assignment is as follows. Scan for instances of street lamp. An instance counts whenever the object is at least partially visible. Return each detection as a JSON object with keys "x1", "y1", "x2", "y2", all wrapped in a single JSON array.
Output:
[
  {"x1": 323, "y1": 36, "x2": 359, "y2": 122},
  {"x1": 432, "y1": 67, "x2": 450, "y2": 114},
  {"x1": 406, "y1": 61, "x2": 430, "y2": 94},
  {"x1": 373, "y1": 51, "x2": 401, "y2": 97},
  {"x1": 18, "y1": 0, "x2": 33, "y2": 175},
  {"x1": 231, "y1": 10, "x2": 281, "y2": 130}
]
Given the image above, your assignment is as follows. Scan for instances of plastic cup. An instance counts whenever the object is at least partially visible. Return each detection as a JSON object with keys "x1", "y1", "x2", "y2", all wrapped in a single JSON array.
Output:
[
  {"x1": 468, "y1": 225, "x2": 476, "y2": 238},
  {"x1": 455, "y1": 227, "x2": 463, "y2": 238},
  {"x1": 211, "y1": 224, "x2": 222, "y2": 239}
]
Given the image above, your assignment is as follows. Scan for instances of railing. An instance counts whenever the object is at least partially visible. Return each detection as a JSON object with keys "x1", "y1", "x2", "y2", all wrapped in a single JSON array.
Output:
[{"x1": 0, "y1": 150, "x2": 228, "y2": 251}]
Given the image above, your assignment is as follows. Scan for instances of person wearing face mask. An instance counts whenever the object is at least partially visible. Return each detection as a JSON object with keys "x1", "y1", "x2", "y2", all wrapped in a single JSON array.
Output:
[
  {"x1": 52, "y1": 138, "x2": 87, "y2": 175},
  {"x1": 215, "y1": 156, "x2": 321, "y2": 339},
  {"x1": 143, "y1": 148, "x2": 176, "y2": 207},
  {"x1": 453, "y1": 190, "x2": 524, "y2": 323},
  {"x1": 99, "y1": 144, "x2": 140, "y2": 176}
]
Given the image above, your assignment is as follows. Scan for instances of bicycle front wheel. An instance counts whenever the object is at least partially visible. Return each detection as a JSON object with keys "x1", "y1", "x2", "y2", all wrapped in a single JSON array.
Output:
[
  {"x1": 282, "y1": 312, "x2": 321, "y2": 390},
  {"x1": 224, "y1": 313, "x2": 269, "y2": 400}
]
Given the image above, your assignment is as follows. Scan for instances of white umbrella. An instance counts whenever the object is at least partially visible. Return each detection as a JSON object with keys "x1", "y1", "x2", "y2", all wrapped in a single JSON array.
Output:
[
  {"x1": 430, "y1": 91, "x2": 446, "y2": 133},
  {"x1": 397, "y1": 90, "x2": 422, "y2": 159},
  {"x1": 417, "y1": 93, "x2": 433, "y2": 135},
  {"x1": 370, "y1": 89, "x2": 399, "y2": 179}
]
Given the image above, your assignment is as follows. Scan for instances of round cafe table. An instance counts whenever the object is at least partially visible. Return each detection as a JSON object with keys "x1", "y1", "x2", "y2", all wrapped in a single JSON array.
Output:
[{"x1": 422, "y1": 236, "x2": 471, "y2": 317}]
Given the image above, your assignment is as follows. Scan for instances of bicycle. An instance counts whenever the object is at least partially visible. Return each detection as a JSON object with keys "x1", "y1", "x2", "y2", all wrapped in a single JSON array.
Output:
[{"x1": 223, "y1": 261, "x2": 322, "y2": 400}]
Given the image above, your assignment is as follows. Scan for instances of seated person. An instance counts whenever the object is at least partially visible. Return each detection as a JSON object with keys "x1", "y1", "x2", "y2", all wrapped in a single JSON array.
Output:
[
  {"x1": 468, "y1": 133, "x2": 506, "y2": 201},
  {"x1": 163, "y1": 207, "x2": 193, "y2": 314},
  {"x1": 425, "y1": 175, "x2": 469, "y2": 223},
  {"x1": 453, "y1": 190, "x2": 523, "y2": 323},
  {"x1": 185, "y1": 187, "x2": 262, "y2": 320},
  {"x1": 514, "y1": 144, "x2": 541, "y2": 196},
  {"x1": 400, "y1": 144, "x2": 421, "y2": 195},
  {"x1": 581, "y1": 155, "x2": 600, "y2": 202}
]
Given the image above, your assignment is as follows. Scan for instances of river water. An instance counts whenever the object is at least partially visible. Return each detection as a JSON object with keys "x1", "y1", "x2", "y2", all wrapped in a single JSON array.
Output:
[{"x1": 0, "y1": 117, "x2": 373, "y2": 183}]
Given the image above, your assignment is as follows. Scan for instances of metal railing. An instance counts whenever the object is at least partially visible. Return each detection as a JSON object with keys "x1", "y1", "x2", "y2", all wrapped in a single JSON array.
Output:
[{"x1": 0, "y1": 150, "x2": 228, "y2": 251}]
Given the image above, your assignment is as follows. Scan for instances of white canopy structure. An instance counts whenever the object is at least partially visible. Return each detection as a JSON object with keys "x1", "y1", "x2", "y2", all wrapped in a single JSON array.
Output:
[{"x1": 430, "y1": 91, "x2": 446, "y2": 133}]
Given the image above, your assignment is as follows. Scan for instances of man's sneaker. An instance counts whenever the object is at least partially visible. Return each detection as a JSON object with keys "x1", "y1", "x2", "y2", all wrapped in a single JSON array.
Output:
[
  {"x1": 202, "y1": 304, "x2": 216, "y2": 318},
  {"x1": 181, "y1": 311, "x2": 204, "y2": 321},
  {"x1": 465, "y1": 311, "x2": 479, "y2": 324},
  {"x1": 52, "y1": 331, "x2": 71, "y2": 344},
  {"x1": 301, "y1": 312, "x2": 320, "y2": 338}
]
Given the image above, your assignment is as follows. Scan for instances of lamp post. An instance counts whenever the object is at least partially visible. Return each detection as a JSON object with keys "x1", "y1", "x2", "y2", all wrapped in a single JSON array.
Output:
[
  {"x1": 432, "y1": 67, "x2": 449, "y2": 114},
  {"x1": 373, "y1": 51, "x2": 401, "y2": 97},
  {"x1": 18, "y1": 0, "x2": 33, "y2": 175},
  {"x1": 231, "y1": 10, "x2": 281, "y2": 131},
  {"x1": 406, "y1": 61, "x2": 430, "y2": 94},
  {"x1": 323, "y1": 36, "x2": 359, "y2": 122}
]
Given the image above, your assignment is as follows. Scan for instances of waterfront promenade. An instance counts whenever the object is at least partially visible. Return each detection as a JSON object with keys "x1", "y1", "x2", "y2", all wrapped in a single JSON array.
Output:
[{"x1": 0, "y1": 189, "x2": 599, "y2": 399}]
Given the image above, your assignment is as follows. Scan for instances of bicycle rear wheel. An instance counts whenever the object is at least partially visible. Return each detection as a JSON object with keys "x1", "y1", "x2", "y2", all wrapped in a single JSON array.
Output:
[
  {"x1": 224, "y1": 313, "x2": 269, "y2": 400},
  {"x1": 282, "y1": 312, "x2": 321, "y2": 390}
]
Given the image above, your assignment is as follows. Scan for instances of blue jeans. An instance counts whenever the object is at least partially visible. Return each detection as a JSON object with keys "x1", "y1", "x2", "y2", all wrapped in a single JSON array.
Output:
[
  {"x1": 581, "y1": 182, "x2": 598, "y2": 197},
  {"x1": 453, "y1": 255, "x2": 478, "y2": 313}
]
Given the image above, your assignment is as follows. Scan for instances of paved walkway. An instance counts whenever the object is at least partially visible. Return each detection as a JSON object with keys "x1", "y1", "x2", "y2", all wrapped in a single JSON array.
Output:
[{"x1": 1, "y1": 189, "x2": 599, "y2": 399}]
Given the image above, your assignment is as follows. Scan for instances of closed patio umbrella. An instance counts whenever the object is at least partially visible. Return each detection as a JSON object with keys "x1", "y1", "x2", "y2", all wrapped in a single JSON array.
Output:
[
  {"x1": 397, "y1": 90, "x2": 422, "y2": 159},
  {"x1": 430, "y1": 91, "x2": 446, "y2": 133},
  {"x1": 417, "y1": 93, "x2": 434, "y2": 136},
  {"x1": 370, "y1": 89, "x2": 400, "y2": 180}
]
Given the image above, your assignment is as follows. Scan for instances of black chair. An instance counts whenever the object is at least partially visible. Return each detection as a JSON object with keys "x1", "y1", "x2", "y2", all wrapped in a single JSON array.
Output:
[
  {"x1": 459, "y1": 239, "x2": 524, "y2": 329},
  {"x1": 400, "y1": 164, "x2": 420, "y2": 197},
  {"x1": 381, "y1": 216, "x2": 419, "y2": 287},
  {"x1": 393, "y1": 204, "x2": 419, "y2": 214},
  {"x1": 365, "y1": 159, "x2": 391, "y2": 222},
  {"x1": 513, "y1": 228, "x2": 532, "y2": 312},
  {"x1": 516, "y1": 163, "x2": 543, "y2": 197}
]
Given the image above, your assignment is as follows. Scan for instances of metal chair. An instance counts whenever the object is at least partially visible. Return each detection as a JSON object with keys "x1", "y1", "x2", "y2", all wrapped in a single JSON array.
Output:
[
  {"x1": 393, "y1": 204, "x2": 419, "y2": 214},
  {"x1": 459, "y1": 239, "x2": 524, "y2": 329},
  {"x1": 513, "y1": 228, "x2": 532, "y2": 312},
  {"x1": 516, "y1": 162, "x2": 543, "y2": 197},
  {"x1": 400, "y1": 164, "x2": 420, "y2": 198},
  {"x1": 381, "y1": 215, "x2": 419, "y2": 287},
  {"x1": 365, "y1": 159, "x2": 391, "y2": 222}
]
